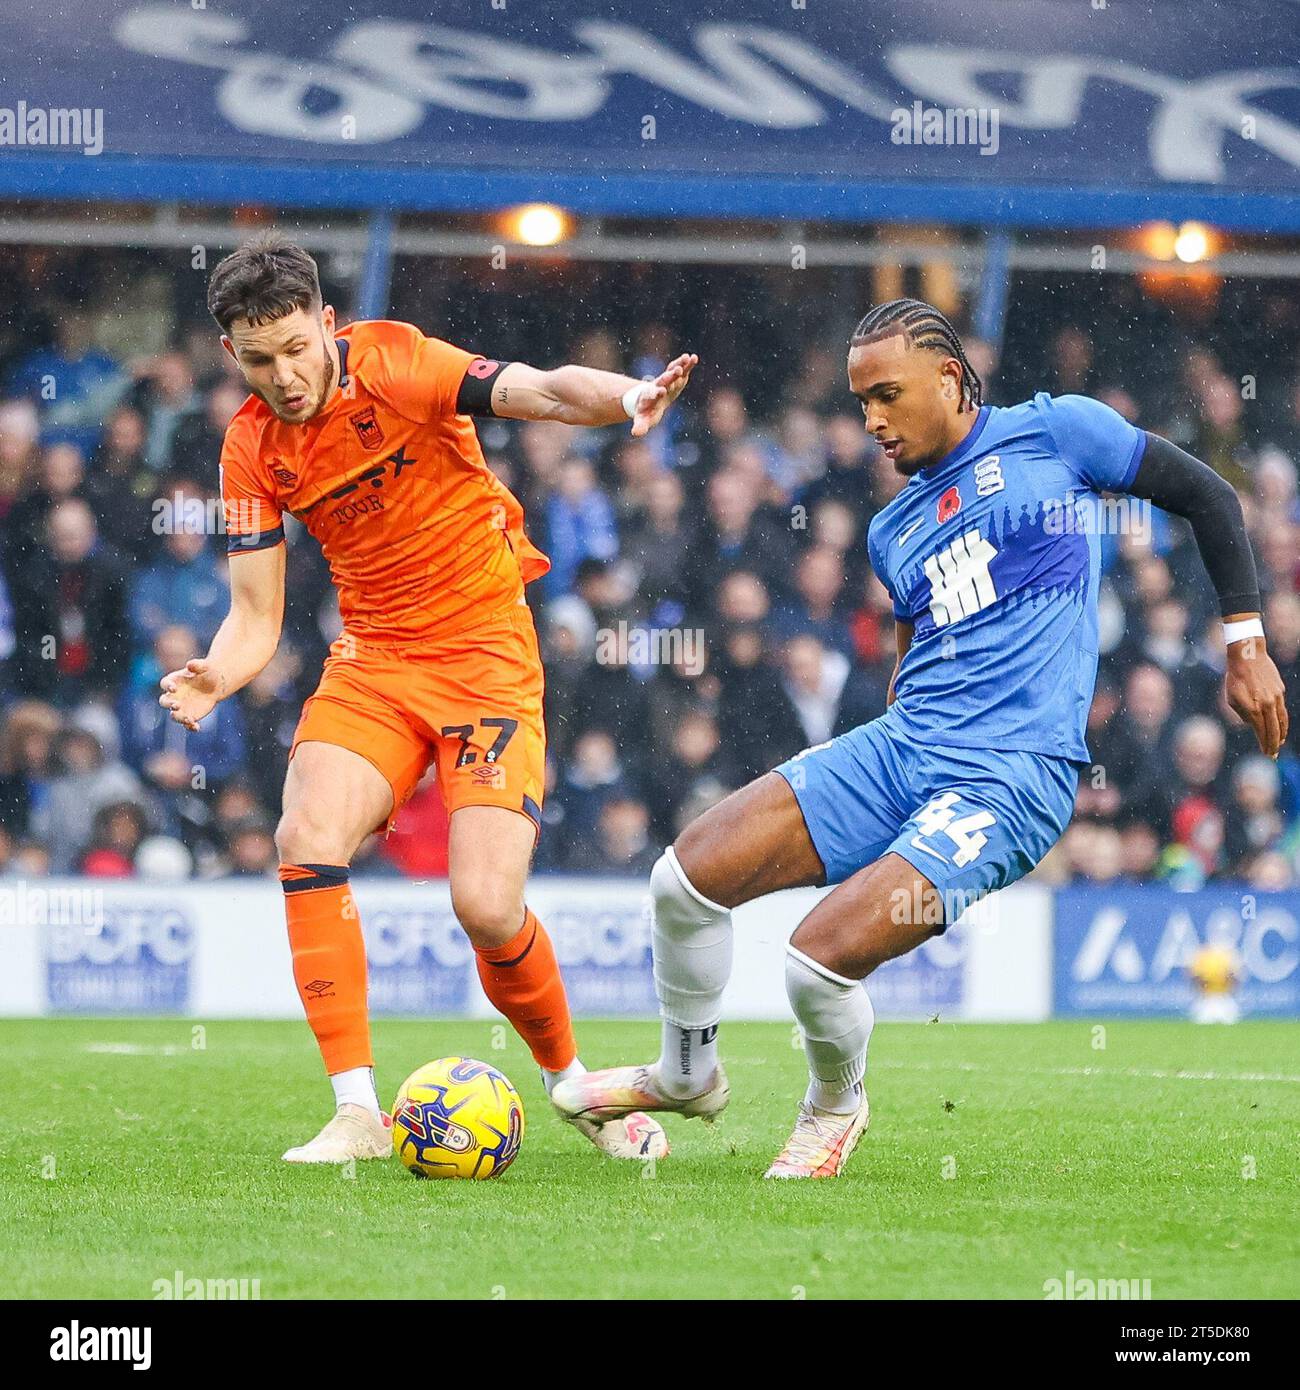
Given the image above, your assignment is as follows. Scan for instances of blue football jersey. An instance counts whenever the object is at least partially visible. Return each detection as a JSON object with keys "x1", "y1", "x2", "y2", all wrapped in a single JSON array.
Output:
[{"x1": 866, "y1": 393, "x2": 1147, "y2": 764}]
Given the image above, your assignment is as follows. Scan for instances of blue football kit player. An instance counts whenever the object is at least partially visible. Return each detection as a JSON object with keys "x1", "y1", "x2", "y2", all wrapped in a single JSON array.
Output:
[
  {"x1": 554, "y1": 299, "x2": 1289, "y2": 1178},
  {"x1": 788, "y1": 388, "x2": 1141, "y2": 905}
]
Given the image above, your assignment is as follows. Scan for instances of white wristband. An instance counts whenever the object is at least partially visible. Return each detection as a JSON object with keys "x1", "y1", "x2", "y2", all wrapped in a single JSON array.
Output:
[
  {"x1": 1223, "y1": 618, "x2": 1264, "y2": 646},
  {"x1": 621, "y1": 383, "x2": 648, "y2": 419}
]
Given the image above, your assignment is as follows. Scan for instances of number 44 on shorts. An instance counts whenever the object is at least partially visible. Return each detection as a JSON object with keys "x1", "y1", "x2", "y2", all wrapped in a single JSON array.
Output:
[{"x1": 910, "y1": 792, "x2": 996, "y2": 868}]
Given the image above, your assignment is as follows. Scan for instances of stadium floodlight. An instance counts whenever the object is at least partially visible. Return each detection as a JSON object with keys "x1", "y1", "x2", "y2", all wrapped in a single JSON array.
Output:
[
  {"x1": 506, "y1": 203, "x2": 573, "y2": 246},
  {"x1": 1174, "y1": 221, "x2": 1213, "y2": 264}
]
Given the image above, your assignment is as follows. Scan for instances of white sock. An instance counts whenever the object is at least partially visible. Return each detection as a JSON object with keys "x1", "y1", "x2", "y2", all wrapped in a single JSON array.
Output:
[
  {"x1": 542, "y1": 1057, "x2": 586, "y2": 1097},
  {"x1": 650, "y1": 849, "x2": 732, "y2": 1097},
  {"x1": 331, "y1": 1066, "x2": 381, "y2": 1118},
  {"x1": 785, "y1": 945, "x2": 873, "y2": 1115},
  {"x1": 658, "y1": 1023, "x2": 719, "y2": 1099},
  {"x1": 807, "y1": 1077, "x2": 865, "y2": 1115}
]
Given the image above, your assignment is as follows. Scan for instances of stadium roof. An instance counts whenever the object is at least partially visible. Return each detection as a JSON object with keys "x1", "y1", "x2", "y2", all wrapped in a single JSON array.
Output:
[{"x1": 5, "y1": 0, "x2": 1300, "y2": 230}]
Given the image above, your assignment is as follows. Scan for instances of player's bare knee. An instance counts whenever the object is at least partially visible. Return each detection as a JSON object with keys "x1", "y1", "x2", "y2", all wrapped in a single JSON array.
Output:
[
  {"x1": 671, "y1": 798, "x2": 749, "y2": 905},
  {"x1": 791, "y1": 916, "x2": 858, "y2": 980},
  {"x1": 670, "y1": 817, "x2": 719, "y2": 890},
  {"x1": 649, "y1": 849, "x2": 720, "y2": 933},
  {"x1": 451, "y1": 883, "x2": 524, "y2": 949},
  {"x1": 274, "y1": 808, "x2": 350, "y2": 866}
]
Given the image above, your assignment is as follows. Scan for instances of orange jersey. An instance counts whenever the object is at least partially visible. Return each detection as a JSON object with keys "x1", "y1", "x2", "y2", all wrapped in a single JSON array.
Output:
[{"x1": 219, "y1": 320, "x2": 549, "y2": 646}]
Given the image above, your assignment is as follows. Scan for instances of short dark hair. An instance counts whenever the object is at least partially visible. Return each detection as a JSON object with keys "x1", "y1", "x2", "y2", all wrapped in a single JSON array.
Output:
[
  {"x1": 850, "y1": 298, "x2": 983, "y2": 411},
  {"x1": 206, "y1": 231, "x2": 322, "y2": 334}
]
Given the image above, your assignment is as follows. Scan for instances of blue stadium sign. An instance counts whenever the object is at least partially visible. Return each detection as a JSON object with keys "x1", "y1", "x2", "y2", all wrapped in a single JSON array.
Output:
[
  {"x1": 44, "y1": 904, "x2": 195, "y2": 1014},
  {"x1": 1054, "y1": 886, "x2": 1300, "y2": 1018},
  {"x1": 3, "y1": 0, "x2": 1300, "y2": 227}
]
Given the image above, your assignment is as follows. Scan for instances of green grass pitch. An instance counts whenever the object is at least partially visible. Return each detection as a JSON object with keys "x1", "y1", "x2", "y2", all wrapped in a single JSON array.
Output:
[{"x1": 3, "y1": 1017, "x2": 1296, "y2": 1300}]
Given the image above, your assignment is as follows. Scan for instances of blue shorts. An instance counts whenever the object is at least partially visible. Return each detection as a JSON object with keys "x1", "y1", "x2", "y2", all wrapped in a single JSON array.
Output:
[{"x1": 774, "y1": 712, "x2": 1079, "y2": 912}]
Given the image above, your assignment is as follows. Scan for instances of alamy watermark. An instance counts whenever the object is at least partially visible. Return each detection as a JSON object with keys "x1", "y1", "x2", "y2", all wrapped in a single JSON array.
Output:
[
  {"x1": 595, "y1": 620, "x2": 705, "y2": 676},
  {"x1": 1043, "y1": 493, "x2": 1152, "y2": 540},
  {"x1": 889, "y1": 882, "x2": 1001, "y2": 932},
  {"x1": 890, "y1": 102, "x2": 999, "y2": 156},
  {"x1": 152, "y1": 1269, "x2": 262, "y2": 1300},
  {"x1": 1043, "y1": 1269, "x2": 1152, "y2": 1300},
  {"x1": 0, "y1": 102, "x2": 103, "y2": 156},
  {"x1": 152, "y1": 492, "x2": 268, "y2": 536},
  {"x1": 49, "y1": 1323, "x2": 150, "y2": 1369},
  {"x1": 0, "y1": 880, "x2": 104, "y2": 929}
]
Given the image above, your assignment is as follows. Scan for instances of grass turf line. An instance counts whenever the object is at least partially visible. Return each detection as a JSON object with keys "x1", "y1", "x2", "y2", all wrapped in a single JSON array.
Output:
[{"x1": 2, "y1": 1018, "x2": 1296, "y2": 1300}]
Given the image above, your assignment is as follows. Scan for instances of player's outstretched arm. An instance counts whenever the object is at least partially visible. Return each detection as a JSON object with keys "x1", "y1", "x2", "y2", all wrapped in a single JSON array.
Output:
[
  {"x1": 159, "y1": 542, "x2": 286, "y2": 732},
  {"x1": 1125, "y1": 433, "x2": 1288, "y2": 758},
  {"x1": 484, "y1": 355, "x2": 698, "y2": 436}
]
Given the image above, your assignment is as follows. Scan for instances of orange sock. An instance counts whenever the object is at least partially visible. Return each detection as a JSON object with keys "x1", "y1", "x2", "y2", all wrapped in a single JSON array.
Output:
[
  {"x1": 475, "y1": 909, "x2": 578, "y2": 1073},
  {"x1": 280, "y1": 863, "x2": 372, "y2": 1075}
]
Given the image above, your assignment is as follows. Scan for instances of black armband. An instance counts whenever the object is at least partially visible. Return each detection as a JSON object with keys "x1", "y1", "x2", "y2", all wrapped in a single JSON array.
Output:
[
  {"x1": 455, "y1": 357, "x2": 512, "y2": 416},
  {"x1": 1127, "y1": 432, "x2": 1261, "y2": 617}
]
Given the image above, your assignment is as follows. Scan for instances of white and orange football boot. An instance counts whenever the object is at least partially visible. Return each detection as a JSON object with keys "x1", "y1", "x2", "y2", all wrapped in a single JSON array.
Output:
[
  {"x1": 763, "y1": 1094, "x2": 870, "y2": 1179},
  {"x1": 564, "y1": 1109, "x2": 670, "y2": 1160},
  {"x1": 282, "y1": 1103, "x2": 393, "y2": 1164},
  {"x1": 545, "y1": 1061, "x2": 671, "y2": 1159},
  {"x1": 551, "y1": 1063, "x2": 730, "y2": 1130}
]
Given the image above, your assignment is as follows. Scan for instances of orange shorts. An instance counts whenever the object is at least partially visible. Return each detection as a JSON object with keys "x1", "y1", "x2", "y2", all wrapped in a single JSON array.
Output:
[{"x1": 291, "y1": 604, "x2": 546, "y2": 835}]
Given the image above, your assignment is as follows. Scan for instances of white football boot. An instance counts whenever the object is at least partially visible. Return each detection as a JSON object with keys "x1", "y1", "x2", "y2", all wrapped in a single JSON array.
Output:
[
  {"x1": 563, "y1": 1108, "x2": 671, "y2": 1160},
  {"x1": 551, "y1": 1063, "x2": 730, "y2": 1131},
  {"x1": 282, "y1": 1103, "x2": 393, "y2": 1164},
  {"x1": 763, "y1": 1094, "x2": 870, "y2": 1179}
]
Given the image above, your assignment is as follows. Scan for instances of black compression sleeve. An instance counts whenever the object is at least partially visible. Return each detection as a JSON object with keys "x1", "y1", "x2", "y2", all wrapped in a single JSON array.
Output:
[
  {"x1": 454, "y1": 357, "x2": 512, "y2": 416},
  {"x1": 1127, "y1": 432, "x2": 1261, "y2": 617}
]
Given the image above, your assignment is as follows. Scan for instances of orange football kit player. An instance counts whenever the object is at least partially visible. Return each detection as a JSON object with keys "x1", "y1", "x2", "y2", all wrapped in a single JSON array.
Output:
[{"x1": 160, "y1": 233, "x2": 696, "y2": 1163}]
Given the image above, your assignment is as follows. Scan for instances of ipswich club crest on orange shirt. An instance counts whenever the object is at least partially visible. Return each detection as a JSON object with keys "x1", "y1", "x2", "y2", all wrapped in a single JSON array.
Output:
[{"x1": 350, "y1": 406, "x2": 386, "y2": 451}]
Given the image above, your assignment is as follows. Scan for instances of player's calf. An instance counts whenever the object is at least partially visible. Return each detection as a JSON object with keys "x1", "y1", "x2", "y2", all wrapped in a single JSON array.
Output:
[
  {"x1": 449, "y1": 807, "x2": 577, "y2": 1073},
  {"x1": 550, "y1": 847, "x2": 732, "y2": 1136},
  {"x1": 768, "y1": 949, "x2": 872, "y2": 1172},
  {"x1": 648, "y1": 848, "x2": 733, "y2": 1099},
  {"x1": 785, "y1": 945, "x2": 873, "y2": 1115},
  {"x1": 768, "y1": 854, "x2": 935, "y2": 1178}
]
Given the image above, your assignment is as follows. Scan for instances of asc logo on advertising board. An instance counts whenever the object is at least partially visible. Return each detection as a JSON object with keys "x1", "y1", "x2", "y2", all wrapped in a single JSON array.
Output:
[
  {"x1": 45, "y1": 904, "x2": 196, "y2": 1013},
  {"x1": 1054, "y1": 886, "x2": 1300, "y2": 1016}
]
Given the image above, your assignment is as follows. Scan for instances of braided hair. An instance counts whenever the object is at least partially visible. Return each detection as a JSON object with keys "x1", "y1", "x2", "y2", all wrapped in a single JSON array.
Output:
[{"x1": 850, "y1": 298, "x2": 983, "y2": 412}]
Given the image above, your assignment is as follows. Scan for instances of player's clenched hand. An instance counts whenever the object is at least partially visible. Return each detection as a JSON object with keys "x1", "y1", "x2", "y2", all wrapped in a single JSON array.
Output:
[
  {"x1": 1224, "y1": 640, "x2": 1289, "y2": 758},
  {"x1": 159, "y1": 658, "x2": 225, "y2": 732},
  {"x1": 630, "y1": 353, "x2": 698, "y2": 437}
]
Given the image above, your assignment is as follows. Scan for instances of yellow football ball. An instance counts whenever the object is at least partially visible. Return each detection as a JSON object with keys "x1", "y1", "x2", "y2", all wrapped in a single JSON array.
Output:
[{"x1": 391, "y1": 1057, "x2": 526, "y2": 1179}]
